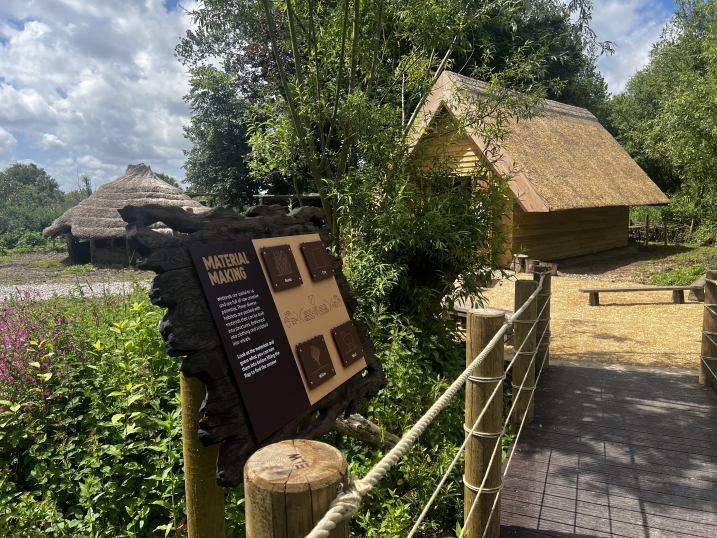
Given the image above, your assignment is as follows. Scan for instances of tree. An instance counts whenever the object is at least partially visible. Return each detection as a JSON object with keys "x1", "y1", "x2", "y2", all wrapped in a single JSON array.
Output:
[
  {"x1": 0, "y1": 163, "x2": 72, "y2": 246},
  {"x1": 181, "y1": 66, "x2": 267, "y2": 208},
  {"x1": 179, "y1": 0, "x2": 607, "y2": 322},
  {"x1": 608, "y1": 0, "x2": 717, "y2": 226},
  {"x1": 154, "y1": 172, "x2": 181, "y2": 189},
  {"x1": 0, "y1": 163, "x2": 63, "y2": 206}
]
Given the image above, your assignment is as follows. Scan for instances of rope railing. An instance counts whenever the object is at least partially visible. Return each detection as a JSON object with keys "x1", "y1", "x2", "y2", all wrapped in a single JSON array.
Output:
[
  {"x1": 305, "y1": 275, "x2": 546, "y2": 538},
  {"x1": 701, "y1": 298, "x2": 717, "y2": 387},
  {"x1": 463, "y1": 319, "x2": 550, "y2": 538},
  {"x1": 407, "y1": 298, "x2": 549, "y2": 537}
]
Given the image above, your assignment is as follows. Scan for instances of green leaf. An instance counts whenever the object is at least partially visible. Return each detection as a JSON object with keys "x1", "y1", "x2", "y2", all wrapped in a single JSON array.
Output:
[
  {"x1": 29, "y1": 361, "x2": 41, "y2": 368},
  {"x1": 111, "y1": 414, "x2": 125, "y2": 424}
]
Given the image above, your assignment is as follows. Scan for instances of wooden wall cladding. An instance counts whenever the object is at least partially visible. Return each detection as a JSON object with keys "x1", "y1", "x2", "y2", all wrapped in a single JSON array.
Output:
[
  {"x1": 512, "y1": 205, "x2": 629, "y2": 261},
  {"x1": 118, "y1": 204, "x2": 386, "y2": 487}
]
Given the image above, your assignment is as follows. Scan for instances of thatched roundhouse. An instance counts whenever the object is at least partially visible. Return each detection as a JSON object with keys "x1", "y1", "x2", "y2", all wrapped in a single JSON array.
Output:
[
  {"x1": 43, "y1": 164, "x2": 207, "y2": 264},
  {"x1": 410, "y1": 72, "x2": 669, "y2": 263}
]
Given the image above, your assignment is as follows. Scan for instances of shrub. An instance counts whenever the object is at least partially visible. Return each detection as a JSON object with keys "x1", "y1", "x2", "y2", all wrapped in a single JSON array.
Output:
[
  {"x1": 0, "y1": 289, "x2": 247, "y2": 537},
  {"x1": 647, "y1": 263, "x2": 706, "y2": 286}
]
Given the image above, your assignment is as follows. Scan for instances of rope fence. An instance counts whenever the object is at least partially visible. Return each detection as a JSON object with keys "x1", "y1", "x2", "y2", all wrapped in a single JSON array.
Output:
[
  {"x1": 304, "y1": 272, "x2": 549, "y2": 538},
  {"x1": 701, "y1": 287, "x2": 717, "y2": 388}
]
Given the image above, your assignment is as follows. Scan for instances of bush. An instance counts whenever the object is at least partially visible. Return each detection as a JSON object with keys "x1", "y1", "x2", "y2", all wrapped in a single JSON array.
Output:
[
  {"x1": 0, "y1": 289, "x2": 246, "y2": 537},
  {"x1": 647, "y1": 263, "x2": 706, "y2": 286}
]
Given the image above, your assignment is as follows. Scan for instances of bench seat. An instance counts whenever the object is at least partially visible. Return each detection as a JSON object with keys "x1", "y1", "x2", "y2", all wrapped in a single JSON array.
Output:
[{"x1": 579, "y1": 286, "x2": 701, "y2": 306}]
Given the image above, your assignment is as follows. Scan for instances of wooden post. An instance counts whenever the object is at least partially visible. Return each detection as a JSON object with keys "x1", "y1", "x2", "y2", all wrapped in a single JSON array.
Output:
[
  {"x1": 525, "y1": 259, "x2": 541, "y2": 274},
  {"x1": 464, "y1": 309, "x2": 504, "y2": 538},
  {"x1": 700, "y1": 274, "x2": 717, "y2": 389},
  {"x1": 645, "y1": 215, "x2": 650, "y2": 246},
  {"x1": 512, "y1": 280, "x2": 537, "y2": 431},
  {"x1": 244, "y1": 440, "x2": 348, "y2": 538},
  {"x1": 90, "y1": 238, "x2": 96, "y2": 264},
  {"x1": 181, "y1": 374, "x2": 226, "y2": 538},
  {"x1": 533, "y1": 265, "x2": 552, "y2": 372},
  {"x1": 664, "y1": 214, "x2": 668, "y2": 247},
  {"x1": 65, "y1": 234, "x2": 75, "y2": 264}
]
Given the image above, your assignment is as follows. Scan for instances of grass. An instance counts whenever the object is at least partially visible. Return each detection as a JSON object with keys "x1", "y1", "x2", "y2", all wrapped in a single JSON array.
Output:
[
  {"x1": 28, "y1": 258, "x2": 66, "y2": 269},
  {"x1": 63, "y1": 264, "x2": 97, "y2": 275},
  {"x1": 633, "y1": 244, "x2": 717, "y2": 284},
  {"x1": 648, "y1": 263, "x2": 706, "y2": 285}
]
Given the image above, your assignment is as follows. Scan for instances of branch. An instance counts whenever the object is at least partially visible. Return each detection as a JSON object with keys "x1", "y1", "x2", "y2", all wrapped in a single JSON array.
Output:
[
  {"x1": 334, "y1": 414, "x2": 399, "y2": 450},
  {"x1": 403, "y1": 41, "x2": 456, "y2": 140}
]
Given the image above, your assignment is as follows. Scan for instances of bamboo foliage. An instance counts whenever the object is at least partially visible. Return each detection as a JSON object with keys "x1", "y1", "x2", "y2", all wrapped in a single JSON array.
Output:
[{"x1": 253, "y1": 0, "x2": 559, "y2": 248}]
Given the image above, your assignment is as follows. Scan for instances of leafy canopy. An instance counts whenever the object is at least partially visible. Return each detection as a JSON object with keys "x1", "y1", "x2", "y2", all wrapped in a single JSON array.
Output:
[{"x1": 609, "y1": 0, "x2": 717, "y2": 225}]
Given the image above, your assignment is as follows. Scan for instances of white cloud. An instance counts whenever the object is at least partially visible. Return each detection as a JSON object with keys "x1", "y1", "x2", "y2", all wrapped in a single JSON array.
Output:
[
  {"x1": 591, "y1": 0, "x2": 673, "y2": 94},
  {"x1": 0, "y1": 127, "x2": 17, "y2": 155},
  {"x1": 38, "y1": 133, "x2": 67, "y2": 150},
  {"x1": 0, "y1": 0, "x2": 198, "y2": 191}
]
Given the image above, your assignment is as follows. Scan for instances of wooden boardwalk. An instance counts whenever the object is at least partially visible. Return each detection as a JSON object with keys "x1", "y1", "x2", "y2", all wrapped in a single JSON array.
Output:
[{"x1": 500, "y1": 362, "x2": 717, "y2": 538}]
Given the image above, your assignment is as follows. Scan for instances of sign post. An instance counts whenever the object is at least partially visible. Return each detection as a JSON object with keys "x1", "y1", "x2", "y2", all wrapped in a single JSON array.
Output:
[{"x1": 120, "y1": 203, "x2": 386, "y2": 535}]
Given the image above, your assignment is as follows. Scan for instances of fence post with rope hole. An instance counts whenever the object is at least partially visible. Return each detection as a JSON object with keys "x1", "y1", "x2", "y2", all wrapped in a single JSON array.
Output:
[
  {"x1": 700, "y1": 271, "x2": 717, "y2": 389},
  {"x1": 512, "y1": 280, "x2": 538, "y2": 431},
  {"x1": 244, "y1": 440, "x2": 348, "y2": 538},
  {"x1": 464, "y1": 308, "x2": 505, "y2": 538},
  {"x1": 533, "y1": 265, "x2": 552, "y2": 372}
]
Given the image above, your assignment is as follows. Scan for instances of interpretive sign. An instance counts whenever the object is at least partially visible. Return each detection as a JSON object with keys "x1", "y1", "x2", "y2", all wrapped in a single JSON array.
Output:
[
  {"x1": 189, "y1": 233, "x2": 367, "y2": 442},
  {"x1": 120, "y1": 203, "x2": 386, "y2": 487},
  {"x1": 189, "y1": 241, "x2": 309, "y2": 441},
  {"x1": 300, "y1": 240, "x2": 335, "y2": 282}
]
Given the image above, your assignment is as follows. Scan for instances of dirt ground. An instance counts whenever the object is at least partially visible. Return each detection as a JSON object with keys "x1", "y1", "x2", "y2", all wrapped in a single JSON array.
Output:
[
  {"x1": 0, "y1": 251, "x2": 145, "y2": 286},
  {"x1": 555, "y1": 243, "x2": 712, "y2": 283},
  {"x1": 482, "y1": 273, "x2": 702, "y2": 371}
]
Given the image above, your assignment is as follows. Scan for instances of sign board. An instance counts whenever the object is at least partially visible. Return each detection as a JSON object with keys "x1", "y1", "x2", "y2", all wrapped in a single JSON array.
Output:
[{"x1": 189, "y1": 233, "x2": 367, "y2": 441}]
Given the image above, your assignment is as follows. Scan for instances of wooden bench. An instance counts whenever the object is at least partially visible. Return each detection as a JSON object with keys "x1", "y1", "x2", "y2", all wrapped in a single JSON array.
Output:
[{"x1": 579, "y1": 286, "x2": 701, "y2": 306}]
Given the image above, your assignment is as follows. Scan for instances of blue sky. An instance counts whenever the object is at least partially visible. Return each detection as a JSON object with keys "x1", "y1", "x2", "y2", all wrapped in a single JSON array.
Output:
[{"x1": 0, "y1": 0, "x2": 678, "y2": 192}]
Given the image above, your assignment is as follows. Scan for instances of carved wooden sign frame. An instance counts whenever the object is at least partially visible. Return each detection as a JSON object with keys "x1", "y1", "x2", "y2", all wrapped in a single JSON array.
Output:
[{"x1": 119, "y1": 204, "x2": 386, "y2": 487}]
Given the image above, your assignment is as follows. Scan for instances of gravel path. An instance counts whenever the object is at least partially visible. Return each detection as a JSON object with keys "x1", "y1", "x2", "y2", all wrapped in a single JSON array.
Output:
[{"x1": 0, "y1": 279, "x2": 151, "y2": 300}]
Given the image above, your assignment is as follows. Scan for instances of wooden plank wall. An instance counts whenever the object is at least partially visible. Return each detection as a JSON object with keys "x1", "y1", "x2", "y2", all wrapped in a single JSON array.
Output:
[
  {"x1": 511, "y1": 204, "x2": 628, "y2": 261},
  {"x1": 418, "y1": 111, "x2": 481, "y2": 175}
]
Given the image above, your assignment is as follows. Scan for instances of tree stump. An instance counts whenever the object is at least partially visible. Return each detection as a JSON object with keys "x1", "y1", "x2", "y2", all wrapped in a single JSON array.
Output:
[
  {"x1": 119, "y1": 204, "x2": 386, "y2": 487},
  {"x1": 244, "y1": 440, "x2": 348, "y2": 538}
]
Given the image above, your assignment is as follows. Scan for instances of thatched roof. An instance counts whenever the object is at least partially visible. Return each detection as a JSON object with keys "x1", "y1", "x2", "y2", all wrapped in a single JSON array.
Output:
[
  {"x1": 43, "y1": 164, "x2": 208, "y2": 239},
  {"x1": 410, "y1": 71, "x2": 669, "y2": 212}
]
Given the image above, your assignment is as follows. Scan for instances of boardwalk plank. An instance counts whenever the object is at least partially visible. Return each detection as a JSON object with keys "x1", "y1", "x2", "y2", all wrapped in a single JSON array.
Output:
[{"x1": 501, "y1": 364, "x2": 717, "y2": 538}]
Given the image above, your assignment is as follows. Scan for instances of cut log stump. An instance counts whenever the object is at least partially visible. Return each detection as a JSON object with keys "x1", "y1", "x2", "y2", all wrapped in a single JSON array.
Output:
[{"x1": 244, "y1": 440, "x2": 348, "y2": 538}]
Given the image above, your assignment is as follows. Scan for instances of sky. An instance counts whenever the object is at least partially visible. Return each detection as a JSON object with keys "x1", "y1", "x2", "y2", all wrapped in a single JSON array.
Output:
[{"x1": 0, "y1": 0, "x2": 677, "y2": 192}]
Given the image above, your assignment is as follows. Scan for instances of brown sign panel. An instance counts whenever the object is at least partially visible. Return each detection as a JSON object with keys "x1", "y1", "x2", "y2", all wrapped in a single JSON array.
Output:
[
  {"x1": 331, "y1": 320, "x2": 365, "y2": 367},
  {"x1": 300, "y1": 240, "x2": 335, "y2": 282},
  {"x1": 189, "y1": 241, "x2": 310, "y2": 442},
  {"x1": 260, "y1": 244, "x2": 303, "y2": 291},
  {"x1": 296, "y1": 335, "x2": 336, "y2": 389}
]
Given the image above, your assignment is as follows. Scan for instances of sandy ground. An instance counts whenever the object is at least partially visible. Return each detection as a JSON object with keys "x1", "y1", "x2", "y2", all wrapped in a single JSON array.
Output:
[{"x1": 481, "y1": 273, "x2": 703, "y2": 371}]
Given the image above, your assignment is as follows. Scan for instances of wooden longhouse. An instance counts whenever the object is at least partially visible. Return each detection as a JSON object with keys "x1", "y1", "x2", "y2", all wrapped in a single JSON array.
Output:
[{"x1": 410, "y1": 72, "x2": 669, "y2": 263}]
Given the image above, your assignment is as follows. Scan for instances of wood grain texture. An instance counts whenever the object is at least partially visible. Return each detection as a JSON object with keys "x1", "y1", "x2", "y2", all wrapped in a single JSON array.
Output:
[
  {"x1": 119, "y1": 204, "x2": 386, "y2": 487},
  {"x1": 181, "y1": 374, "x2": 226, "y2": 538},
  {"x1": 500, "y1": 363, "x2": 717, "y2": 537},
  {"x1": 465, "y1": 309, "x2": 505, "y2": 538},
  {"x1": 533, "y1": 266, "x2": 551, "y2": 372},
  {"x1": 511, "y1": 205, "x2": 629, "y2": 261},
  {"x1": 512, "y1": 281, "x2": 537, "y2": 431},
  {"x1": 244, "y1": 440, "x2": 348, "y2": 538},
  {"x1": 700, "y1": 279, "x2": 717, "y2": 388}
]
